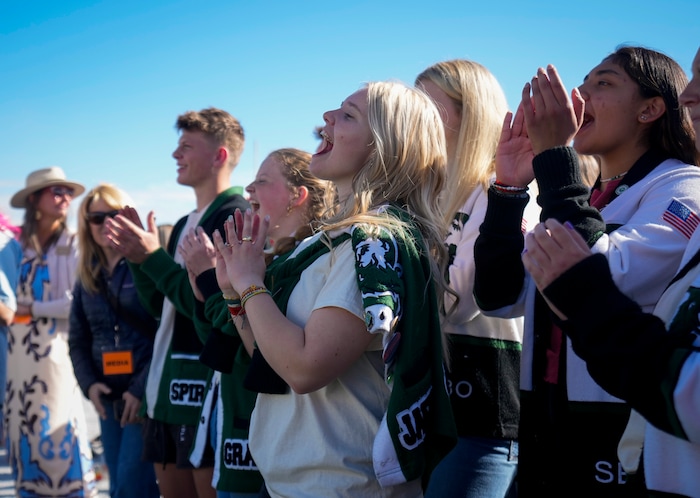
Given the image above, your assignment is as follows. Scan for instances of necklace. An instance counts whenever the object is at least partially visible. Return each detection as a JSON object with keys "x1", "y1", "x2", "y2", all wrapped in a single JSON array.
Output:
[{"x1": 600, "y1": 171, "x2": 628, "y2": 183}]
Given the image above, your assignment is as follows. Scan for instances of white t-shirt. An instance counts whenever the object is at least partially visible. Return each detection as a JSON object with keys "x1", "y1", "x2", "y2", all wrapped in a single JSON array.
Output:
[{"x1": 249, "y1": 229, "x2": 422, "y2": 498}]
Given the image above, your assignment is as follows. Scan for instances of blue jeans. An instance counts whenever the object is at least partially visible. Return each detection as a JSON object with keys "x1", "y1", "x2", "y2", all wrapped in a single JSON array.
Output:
[
  {"x1": 425, "y1": 435, "x2": 518, "y2": 498},
  {"x1": 100, "y1": 399, "x2": 160, "y2": 498}
]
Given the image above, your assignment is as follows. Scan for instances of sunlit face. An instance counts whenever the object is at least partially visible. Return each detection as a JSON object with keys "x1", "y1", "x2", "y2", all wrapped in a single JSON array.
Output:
[
  {"x1": 245, "y1": 155, "x2": 296, "y2": 240},
  {"x1": 680, "y1": 48, "x2": 700, "y2": 152},
  {"x1": 86, "y1": 198, "x2": 116, "y2": 249},
  {"x1": 34, "y1": 184, "x2": 74, "y2": 221},
  {"x1": 574, "y1": 60, "x2": 651, "y2": 157},
  {"x1": 311, "y1": 88, "x2": 374, "y2": 197},
  {"x1": 418, "y1": 79, "x2": 461, "y2": 158},
  {"x1": 171, "y1": 130, "x2": 220, "y2": 187}
]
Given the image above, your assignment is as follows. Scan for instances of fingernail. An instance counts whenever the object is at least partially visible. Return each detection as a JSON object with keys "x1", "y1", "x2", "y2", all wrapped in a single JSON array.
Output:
[
  {"x1": 521, "y1": 248, "x2": 528, "y2": 255},
  {"x1": 227, "y1": 215, "x2": 233, "y2": 221},
  {"x1": 246, "y1": 208, "x2": 251, "y2": 215},
  {"x1": 264, "y1": 215, "x2": 270, "y2": 223},
  {"x1": 564, "y1": 221, "x2": 574, "y2": 230}
]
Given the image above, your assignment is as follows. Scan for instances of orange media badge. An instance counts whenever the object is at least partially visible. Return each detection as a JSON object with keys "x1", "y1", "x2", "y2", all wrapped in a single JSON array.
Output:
[{"x1": 102, "y1": 350, "x2": 134, "y2": 375}]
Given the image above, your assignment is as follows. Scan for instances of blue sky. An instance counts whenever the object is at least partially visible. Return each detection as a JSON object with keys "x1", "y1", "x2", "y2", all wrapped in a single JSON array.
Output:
[{"x1": 2, "y1": 0, "x2": 698, "y2": 227}]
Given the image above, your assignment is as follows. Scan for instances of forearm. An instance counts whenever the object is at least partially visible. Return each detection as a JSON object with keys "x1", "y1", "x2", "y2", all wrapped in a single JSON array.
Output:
[
  {"x1": 474, "y1": 187, "x2": 529, "y2": 311},
  {"x1": 544, "y1": 254, "x2": 692, "y2": 436},
  {"x1": 32, "y1": 291, "x2": 72, "y2": 319},
  {"x1": 533, "y1": 146, "x2": 605, "y2": 245},
  {"x1": 139, "y1": 248, "x2": 196, "y2": 318},
  {"x1": 127, "y1": 261, "x2": 163, "y2": 316}
]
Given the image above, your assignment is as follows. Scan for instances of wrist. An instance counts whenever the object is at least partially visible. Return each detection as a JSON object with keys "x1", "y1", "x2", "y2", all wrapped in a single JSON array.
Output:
[
  {"x1": 240, "y1": 284, "x2": 272, "y2": 310},
  {"x1": 233, "y1": 279, "x2": 265, "y2": 297},
  {"x1": 491, "y1": 180, "x2": 529, "y2": 196}
]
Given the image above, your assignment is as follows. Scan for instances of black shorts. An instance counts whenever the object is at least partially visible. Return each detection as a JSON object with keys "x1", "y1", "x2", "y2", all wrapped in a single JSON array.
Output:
[{"x1": 141, "y1": 417, "x2": 214, "y2": 469}]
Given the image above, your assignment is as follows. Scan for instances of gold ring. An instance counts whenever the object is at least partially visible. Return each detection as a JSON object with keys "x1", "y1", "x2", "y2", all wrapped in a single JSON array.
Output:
[{"x1": 241, "y1": 236, "x2": 253, "y2": 242}]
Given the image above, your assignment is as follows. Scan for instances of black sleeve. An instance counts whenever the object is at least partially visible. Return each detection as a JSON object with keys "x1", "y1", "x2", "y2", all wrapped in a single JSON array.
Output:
[
  {"x1": 68, "y1": 283, "x2": 100, "y2": 398},
  {"x1": 533, "y1": 146, "x2": 606, "y2": 246},
  {"x1": 473, "y1": 187, "x2": 530, "y2": 311},
  {"x1": 543, "y1": 254, "x2": 693, "y2": 435}
]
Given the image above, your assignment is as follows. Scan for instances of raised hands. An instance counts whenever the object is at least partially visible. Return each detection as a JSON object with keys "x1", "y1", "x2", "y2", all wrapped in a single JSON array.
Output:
[
  {"x1": 522, "y1": 65, "x2": 585, "y2": 155},
  {"x1": 522, "y1": 219, "x2": 591, "y2": 292},
  {"x1": 495, "y1": 105, "x2": 536, "y2": 187},
  {"x1": 105, "y1": 206, "x2": 161, "y2": 264},
  {"x1": 212, "y1": 209, "x2": 269, "y2": 295},
  {"x1": 179, "y1": 227, "x2": 217, "y2": 302}
]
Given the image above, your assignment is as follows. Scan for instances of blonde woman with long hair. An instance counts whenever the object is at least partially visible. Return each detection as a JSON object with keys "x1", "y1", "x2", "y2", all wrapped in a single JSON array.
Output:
[
  {"x1": 69, "y1": 184, "x2": 159, "y2": 498},
  {"x1": 213, "y1": 81, "x2": 457, "y2": 497},
  {"x1": 416, "y1": 59, "x2": 539, "y2": 497}
]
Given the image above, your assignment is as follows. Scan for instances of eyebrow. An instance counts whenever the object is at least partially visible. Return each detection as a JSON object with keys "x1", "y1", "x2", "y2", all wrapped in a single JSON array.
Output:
[
  {"x1": 583, "y1": 68, "x2": 621, "y2": 82},
  {"x1": 345, "y1": 101, "x2": 362, "y2": 114}
]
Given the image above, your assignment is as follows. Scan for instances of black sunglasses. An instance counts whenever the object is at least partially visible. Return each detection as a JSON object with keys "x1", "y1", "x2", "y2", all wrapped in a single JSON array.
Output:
[
  {"x1": 48, "y1": 186, "x2": 75, "y2": 198},
  {"x1": 86, "y1": 210, "x2": 119, "y2": 225}
]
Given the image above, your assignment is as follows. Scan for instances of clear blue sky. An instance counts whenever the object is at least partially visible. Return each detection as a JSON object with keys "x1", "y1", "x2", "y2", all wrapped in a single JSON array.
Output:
[{"x1": 2, "y1": 0, "x2": 698, "y2": 227}]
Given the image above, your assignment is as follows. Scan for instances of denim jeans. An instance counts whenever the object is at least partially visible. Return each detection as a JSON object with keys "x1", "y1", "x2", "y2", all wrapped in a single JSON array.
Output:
[
  {"x1": 100, "y1": 399, "x2": 160, "y2": 498},
  {"x1": 425, "y1": 435, "x2": 518, "y2": 498}
]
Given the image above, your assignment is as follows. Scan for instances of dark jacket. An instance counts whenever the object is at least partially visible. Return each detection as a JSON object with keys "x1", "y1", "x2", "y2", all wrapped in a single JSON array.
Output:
[{"x1": 69, "y1": 258, "x2": 157, "y2": 400}]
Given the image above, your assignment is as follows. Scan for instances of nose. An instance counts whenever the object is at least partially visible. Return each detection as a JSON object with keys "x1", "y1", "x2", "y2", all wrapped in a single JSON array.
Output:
[
  {"x1": 576, "y1": 82, "x2": 590, "y2": 101},
  {"x1": 172, "y1": 146, "x2": 181, "y2": 159},
  {"x1": 680, "y1": 78, "x2": 699, "y2": 108},
  {"x1": 323, "y1": 110, "x2": 333, "y2": 125},
  {"x1": 245, "y1": 182, "x2": 254, "y2": 193}
]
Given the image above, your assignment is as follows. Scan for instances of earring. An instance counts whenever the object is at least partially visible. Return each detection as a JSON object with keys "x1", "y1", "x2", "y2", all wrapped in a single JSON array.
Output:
[
  {"x1": 35, "y1": 210, "x2": 42, "y2": 221},
  {"x1": 640, "y1": 115, "x2": 648, "y2": 121},
  {"x1": 286, "y1": 205, "x2": 293, "y2": 214}
]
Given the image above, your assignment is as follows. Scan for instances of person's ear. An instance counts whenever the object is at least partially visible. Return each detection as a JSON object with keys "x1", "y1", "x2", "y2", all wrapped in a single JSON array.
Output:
[
  {"x1": 290, "y1": 186, "x2": 309, "y2": 209},
  {"x1": 638, "y1": 96, "x2": 666, "y2": 124},
  {"x1": 213, "y1": 146, "x2": 229, "y2": 168}
]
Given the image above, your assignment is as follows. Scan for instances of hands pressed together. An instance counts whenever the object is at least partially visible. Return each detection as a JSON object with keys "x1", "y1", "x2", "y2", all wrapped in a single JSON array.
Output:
[
  {"x1": 211, "y1": 208, "x2": 269, "y2": 297},
  {"x1": 495, "y1": 64, "x2": 586, "y2": 187}
]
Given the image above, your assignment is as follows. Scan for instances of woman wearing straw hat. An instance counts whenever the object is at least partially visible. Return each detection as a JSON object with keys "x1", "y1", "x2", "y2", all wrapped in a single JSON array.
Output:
[{"x1": 7, "y1": 167, "x2": 97, "y2": 496}]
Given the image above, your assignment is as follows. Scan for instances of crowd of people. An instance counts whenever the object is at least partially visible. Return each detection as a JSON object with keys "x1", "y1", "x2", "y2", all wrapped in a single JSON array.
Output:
[{"x1": 0, "y1": 43, "x2": 698, "y2": 498}]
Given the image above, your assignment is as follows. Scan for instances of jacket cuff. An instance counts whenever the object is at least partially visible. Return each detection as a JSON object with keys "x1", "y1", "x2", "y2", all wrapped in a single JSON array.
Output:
[
  {"x1": 481, "y1": 187, "x2": 530, "y2": 234},
  {"x1": 533, "y1": 146, "x2": 582, "y2": 193},
  {"x1": 195, "y1": 269, "x2": 221, "y2": 301}
]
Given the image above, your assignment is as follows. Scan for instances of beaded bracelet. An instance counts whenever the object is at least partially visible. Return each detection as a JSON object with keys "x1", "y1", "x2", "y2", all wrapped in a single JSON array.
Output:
[
  {"x1": 227, "y1": 304, "x2": 246, "y2": 317},
  {"x1": 222, "y1": 293, "x2": 240, "y2": 301},
  {"x1": 492, "y1": 180, "x2": 529, "y2": 192},
  {"x1": 240, "y1": 284, "x2": 271, "y2": 309}
]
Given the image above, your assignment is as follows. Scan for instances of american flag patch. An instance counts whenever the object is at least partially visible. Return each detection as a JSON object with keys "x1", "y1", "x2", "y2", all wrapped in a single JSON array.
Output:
[{"x1": 662, "y1": 199, "x2": 699, "y2": 239}]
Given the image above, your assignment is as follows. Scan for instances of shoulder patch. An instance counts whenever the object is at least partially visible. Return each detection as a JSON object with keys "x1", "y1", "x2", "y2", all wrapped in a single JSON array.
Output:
[{"x1": 662, "y1": 199, "x2": 699, "y2": 239}]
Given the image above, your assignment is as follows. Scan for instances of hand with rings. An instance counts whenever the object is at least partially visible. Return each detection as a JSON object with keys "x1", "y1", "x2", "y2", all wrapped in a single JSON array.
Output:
[{"x1": 212, "y1": 208, "x2": 270, "y2": 294}]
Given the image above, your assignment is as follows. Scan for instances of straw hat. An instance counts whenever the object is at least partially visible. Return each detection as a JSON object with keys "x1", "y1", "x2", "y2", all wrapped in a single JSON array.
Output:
[{"x1": 10, "y1": 167, "x2": 85, "y2": 208}]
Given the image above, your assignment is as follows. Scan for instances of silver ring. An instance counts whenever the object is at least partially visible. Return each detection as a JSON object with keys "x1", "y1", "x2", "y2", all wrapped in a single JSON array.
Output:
[{"x1": 224, "y1": 242, "x2": 232, "y2": 247}]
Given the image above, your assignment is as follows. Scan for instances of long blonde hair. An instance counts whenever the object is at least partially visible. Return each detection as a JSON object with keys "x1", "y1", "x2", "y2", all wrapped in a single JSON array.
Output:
[
  {"x1": 416, "y1": 60, "x2": 508, "y2": 222},
  {"x1": 323, "y1": 81, "x2": 450, "y2": 295},
  {"x1": 76, "y1": 184, "x2": 130, "y2": 294}
]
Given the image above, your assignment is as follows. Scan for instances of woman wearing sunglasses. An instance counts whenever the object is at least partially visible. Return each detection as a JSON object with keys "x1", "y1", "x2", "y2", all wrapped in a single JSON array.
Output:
[
  {"x1": 6, "y1": 167, "x2": 97, "y2": 496},
  {"x1": 68, "y1": 183, "x2": 160, "y2": 498}
]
